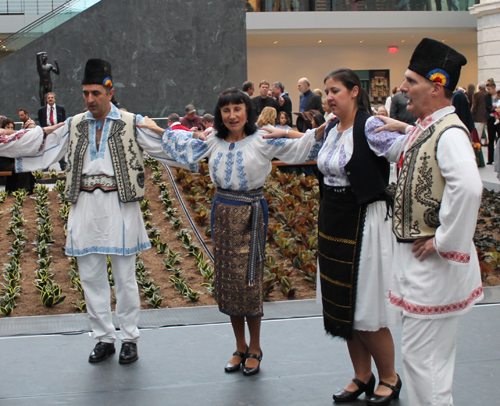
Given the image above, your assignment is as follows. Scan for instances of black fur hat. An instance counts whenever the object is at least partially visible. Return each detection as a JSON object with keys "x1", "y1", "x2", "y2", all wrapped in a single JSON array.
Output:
[
  {"x1": 82, "y1": 59, "x2": 113, "y2": 88},
  {"x1": 408, "y1": 38, "x2": 467, "y2": 90}
]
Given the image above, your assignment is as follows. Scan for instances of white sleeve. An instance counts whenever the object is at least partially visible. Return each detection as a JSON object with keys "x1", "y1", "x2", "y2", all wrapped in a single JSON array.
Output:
[
  {"x1": 261, "y1": 129, "x2": 324, "y2": 163},
  {"x1": 433, "y1": 127, "x2": 483, "y2": 265},
  {"x1": 0, "y1": 126, "x2": 44, "y2": 158},
  {"x1": 135, "y1": 116, "x2": 200, "y2": 171},
  {"x1": 364, "y1": 116, "x2": 407, "y2": 163},
  {"x1": 15, "y1": 120, "x2": 70, "y2": 172}
]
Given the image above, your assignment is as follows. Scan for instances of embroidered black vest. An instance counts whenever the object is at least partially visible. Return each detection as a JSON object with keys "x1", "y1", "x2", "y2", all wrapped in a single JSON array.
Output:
[{"x1": 65, "y1": 111, "x2": 145, "y2": 204}]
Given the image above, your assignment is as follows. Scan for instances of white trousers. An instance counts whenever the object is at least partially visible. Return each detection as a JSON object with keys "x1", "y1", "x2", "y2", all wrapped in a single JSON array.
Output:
[
  {"x1": 78, "y1": 254, "x2": 140, "y2": 343},
  {"x1": 401, "y1": 315, "x2": 460, "y2": 406}
]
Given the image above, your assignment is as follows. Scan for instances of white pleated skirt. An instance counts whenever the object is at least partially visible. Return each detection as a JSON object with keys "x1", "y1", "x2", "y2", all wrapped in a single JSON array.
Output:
[{"x1": 316, "y1": 200, "x2": 401, "y2": 331}]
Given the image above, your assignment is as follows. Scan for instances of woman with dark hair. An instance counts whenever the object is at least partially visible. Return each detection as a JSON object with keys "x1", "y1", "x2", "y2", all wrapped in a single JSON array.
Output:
[
  {"x1": 138, "y1": 87, "x2": 323, "y2": 376},
  {"x1": 0, "y1": 117, "x2": 15, "y2": 130},
  {"x1": 312, "y1": 112, "x2": 326, "y2": 128},
  {"x1": 264, "y1": 69, "x2": 405, "y2": 405}
]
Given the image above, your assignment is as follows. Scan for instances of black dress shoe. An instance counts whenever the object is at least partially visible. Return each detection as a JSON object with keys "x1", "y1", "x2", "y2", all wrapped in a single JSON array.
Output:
[
  {"x1": 88, "y1": 341, "x2": 115, "y2": 363},
  {"x1": 119, "y1": 342, "x2": 138, "y2": 364},
  {"x1": 332, "y1": 374, "x2": 375, "y2": 403},
  {"x1": 224, "y1": 347, "x2": 248, "y2": 373},
  {"x1": 366, "y1": 374, "x2": 402, "y2": 406},
  {"x1": 242, "y1": 350, "x2": 263, "y2": 376}
]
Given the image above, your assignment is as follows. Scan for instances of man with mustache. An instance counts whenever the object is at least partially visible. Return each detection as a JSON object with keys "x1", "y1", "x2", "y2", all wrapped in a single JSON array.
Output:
[
  {"x1": 378, "y1": 38, "x2": 483, "y2": 406},
  {"x1": 1, "y1": 59, "x2": 196, "y2": 365}
]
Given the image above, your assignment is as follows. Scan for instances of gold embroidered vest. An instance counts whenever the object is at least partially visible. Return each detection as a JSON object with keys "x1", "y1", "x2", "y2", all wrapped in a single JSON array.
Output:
[
  {"x1": 393, "y1": 113, "x2": 469, "y2": 242},
  {"x1": 65, "y1": 111, "x2": 145, "y2": 204}
]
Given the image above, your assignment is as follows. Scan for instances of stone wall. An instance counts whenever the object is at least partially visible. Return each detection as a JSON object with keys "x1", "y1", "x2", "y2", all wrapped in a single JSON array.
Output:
[
  {"x1": 0, "y1": 0, "x2": 247, "y2": 120},
  {"x1": 470, "y1": 0, "x2": 500, "y2": 83}
]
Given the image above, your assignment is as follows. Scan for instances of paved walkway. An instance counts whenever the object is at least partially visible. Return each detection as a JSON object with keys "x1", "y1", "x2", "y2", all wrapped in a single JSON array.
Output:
[{"x1": 0, "y1": 301, "x2": 499, "y2": 406}]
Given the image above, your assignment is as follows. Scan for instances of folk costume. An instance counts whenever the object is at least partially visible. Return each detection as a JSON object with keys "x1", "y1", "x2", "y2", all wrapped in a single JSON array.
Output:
[
  {"x1": 160, "y1": 127, "x2": 322, "y2": 317},
  {"x1": 389, "y1": 39, "x2": 483, "y2": 406},
  {"x1": 316, "y1": 112, "x2": 406, "y2": 340},
  {"x1": 15, "y1": 60, "x2": 194, "y2": 350}
]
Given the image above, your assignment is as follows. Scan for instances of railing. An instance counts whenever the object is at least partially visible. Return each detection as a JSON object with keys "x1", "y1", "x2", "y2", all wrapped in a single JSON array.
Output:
[
  {"x1": 246, "y1": 0, "x2": 481, "y2": 11},
  {"x1": 0, "y1": 0, "x2": 100, "y2": 52},
  {"x1": 0, "y1": 1, "x2": 70, "y2": 15}
]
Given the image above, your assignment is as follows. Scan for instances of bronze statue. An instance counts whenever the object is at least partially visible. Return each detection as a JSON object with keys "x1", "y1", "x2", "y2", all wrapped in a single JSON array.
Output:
[{"x1": 37, "y1": 52, "x2": 60, "y2": 107}]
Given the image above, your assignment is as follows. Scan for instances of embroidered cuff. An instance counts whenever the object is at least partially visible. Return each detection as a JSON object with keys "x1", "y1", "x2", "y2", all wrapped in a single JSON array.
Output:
[{"x1": 433, "y1": 237, "x2": 471, "y2": 263}]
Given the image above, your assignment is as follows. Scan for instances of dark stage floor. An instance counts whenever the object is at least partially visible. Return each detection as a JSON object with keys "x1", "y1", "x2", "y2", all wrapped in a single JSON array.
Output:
[{"x1": 0, "y1": 299, "x2": 499, "y2": 406}]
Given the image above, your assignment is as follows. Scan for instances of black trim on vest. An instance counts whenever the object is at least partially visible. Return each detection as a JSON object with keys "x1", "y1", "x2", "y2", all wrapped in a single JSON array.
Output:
[
  {"x1": 344, "y1": 110, "x2": 390, "y2": 205},
  {"x1": 317, "y1": 111, "x2": 389, "y2": 205}
]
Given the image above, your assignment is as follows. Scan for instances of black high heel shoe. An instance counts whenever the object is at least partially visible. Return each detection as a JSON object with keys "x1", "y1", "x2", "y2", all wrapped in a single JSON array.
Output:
[
  {"x1": 224, "y1": 347, "x2": 248, "y2": 373},
  {"x1": 242, "y1": 350, "x2": 263, "y2": 376},
  {"x1": 366, "y1": 374, "x2": 402, "y2": 406},
  {"x1": 332, "y1": 374, "x2": 375, "y2": 403}
]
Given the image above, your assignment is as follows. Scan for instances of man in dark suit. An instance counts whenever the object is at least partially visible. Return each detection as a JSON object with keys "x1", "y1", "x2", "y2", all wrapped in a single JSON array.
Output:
[
  {"x1": 38, "y1": 92, "x2": 66, "y2": 127},
  {"x1": 271, "y1": 81, "x2": 292, "y2": 124},
  {"x1": 390, "y1": 91, "x2": 417, "y2": 125},
  {"x1": 38, "y1": 92, "x2": 67, "y2": 170},
  {"x1": 251, "y1": 80, "x2": 279, "y2": 118},
  {"x1": 296, "y1": 77, "x2": 323, "y2": 132}
]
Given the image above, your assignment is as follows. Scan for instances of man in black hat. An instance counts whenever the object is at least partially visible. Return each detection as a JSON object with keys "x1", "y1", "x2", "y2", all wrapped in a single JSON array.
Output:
[
  {"x1": 8, "y1": 58, "x2": 197, "y2": 365},
  {"x1": 375, "y1": 38, "x2": 483, "y2": 406}
]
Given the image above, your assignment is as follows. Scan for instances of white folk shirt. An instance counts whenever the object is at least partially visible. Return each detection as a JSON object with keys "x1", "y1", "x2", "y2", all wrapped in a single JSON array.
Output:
[
  {"x1": 161, "y1": 128, "x2": 322, "y2": 190},
  {"x1": 317, "y1": 116, "x2": 407, "y2": 187},
  {"x1": 386, "y1": 106, "x2": 484, "y2": 318},
  {"x1": 15, "y1": 104, "x2": 196, "y2": 257}
]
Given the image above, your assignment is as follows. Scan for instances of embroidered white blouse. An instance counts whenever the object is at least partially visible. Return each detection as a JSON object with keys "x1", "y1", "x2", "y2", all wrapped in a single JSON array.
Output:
[
  {"x1": 15, "y1": 104, "x2": 194, "y2": 257},
  {"x1": 160, "y1": 128, "x2": 322, "y2": 190},
  {"x1": 317, "y1": 117, "x2": 407, "y2": 187}
]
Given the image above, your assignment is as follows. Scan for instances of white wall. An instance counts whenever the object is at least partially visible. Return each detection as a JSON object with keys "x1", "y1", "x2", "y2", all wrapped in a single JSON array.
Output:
[{"x1": 248, "y1": 43, "x2": 478, "y2": 113}]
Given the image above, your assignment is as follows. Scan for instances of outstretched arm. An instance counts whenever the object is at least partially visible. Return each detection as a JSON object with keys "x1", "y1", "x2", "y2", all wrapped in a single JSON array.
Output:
[
  {"x1": 136, "y1": 116, "x2": 205, "y2": 170},
  {"x1": 136, "y1": 116, "x2": 164, "y2": 135},
  {"x1": 373, "y1": 115, "x2": 411, "y2": 134},
  {"x1": 137, "y1": 117, "x2": 206, "y2": 140},
  {"x1": 262, "y1": 121, "x2": 327, "y2": 140}
]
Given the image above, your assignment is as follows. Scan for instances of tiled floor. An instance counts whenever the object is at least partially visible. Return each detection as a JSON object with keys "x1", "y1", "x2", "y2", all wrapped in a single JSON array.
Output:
[{"x1": 0, "y1": 302, "x2": 499, "y2": 406}]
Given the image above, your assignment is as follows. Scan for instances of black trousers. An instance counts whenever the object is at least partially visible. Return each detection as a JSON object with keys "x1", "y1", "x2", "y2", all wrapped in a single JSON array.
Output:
[
  {"x1": 0, "y1": 157, "x2": 34, "y2": 194},
  {"x1": 486, "y1": 117, "x2": 500, "y2": 163}
]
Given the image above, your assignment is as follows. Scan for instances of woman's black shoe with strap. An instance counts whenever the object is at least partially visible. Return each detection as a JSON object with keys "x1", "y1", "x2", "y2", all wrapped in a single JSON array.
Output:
[
  {"x1": 224, "y1": 347, "x2": 248, "y2": 373},
  {"x1": 242, "y1": 350, "x2": 263, "y2": 376},
  {"x1": 366, "y1": 374, "x2": 402, "y2": 406},
  {"x1": 332, "y1": 374, "x2": 375, "y2": 403}
]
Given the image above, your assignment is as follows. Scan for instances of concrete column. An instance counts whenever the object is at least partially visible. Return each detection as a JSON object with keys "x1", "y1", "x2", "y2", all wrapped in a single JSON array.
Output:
[{"x1": 470, "y1": 0, "x2": 500, "y2": 82}]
